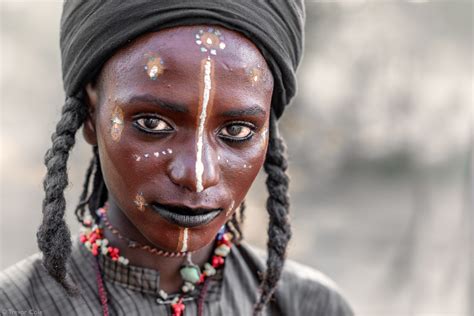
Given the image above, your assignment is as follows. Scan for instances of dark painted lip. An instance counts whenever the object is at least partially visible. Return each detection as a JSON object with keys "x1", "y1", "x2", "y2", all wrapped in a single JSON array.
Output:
[{"x1": 150, "y1": 203, "x2": 222, "y2": 228}]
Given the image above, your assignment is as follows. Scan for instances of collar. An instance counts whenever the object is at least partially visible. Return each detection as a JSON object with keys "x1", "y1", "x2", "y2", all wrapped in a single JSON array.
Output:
[{"x1": 77, "y1": 235, "x2": 224, "y2": 301}]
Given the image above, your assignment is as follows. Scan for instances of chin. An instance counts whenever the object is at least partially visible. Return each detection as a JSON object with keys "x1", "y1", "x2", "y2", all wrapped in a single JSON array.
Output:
[{"x1": 139, "y1": 207, "x2": 229, "y2": 254}]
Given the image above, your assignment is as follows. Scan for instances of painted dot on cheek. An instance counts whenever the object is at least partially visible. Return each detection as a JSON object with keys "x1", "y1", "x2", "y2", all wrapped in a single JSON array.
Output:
[
  {"x1": 110, "y1": 106, "x2": 124, "y2": 142},
  {"x1": 134, "y1": 193, "x2": 147, "y2": 212}
]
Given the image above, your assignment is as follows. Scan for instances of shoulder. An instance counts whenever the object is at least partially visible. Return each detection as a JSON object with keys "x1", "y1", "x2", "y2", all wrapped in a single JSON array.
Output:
[
  {"x1": 0, "y1": 238, "x2": 88, "y2": 313},
  {"x1": 0, "y1": 252, "x2": 45, "y2": 309},
  {"x1": 235, "y1": 242, "x2": 354, "y2": 316},
  {"x1": 277, "y1": 258, "x2": 354, "y2": 316}
]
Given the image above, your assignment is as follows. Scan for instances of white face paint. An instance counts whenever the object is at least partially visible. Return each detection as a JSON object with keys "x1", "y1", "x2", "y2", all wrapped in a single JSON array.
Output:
[
  {"x1": 226, "y1": 200, "x2": 235, "y2": 217},
  {"x1": 181, "y1": 228, "x2": 189, "y2": 252},
  {"x1": 194, "y1": 28, "x2": 226, "y2": 193},
  {"x1": 133, "y1": 149, "x2": 172, "y2": 161},
  {"x1": 195, "y1": 57, "x2": 212, "y2": 193},
  {"x1": 133, "y1": 154, "x2": 141, "y2": 162}
]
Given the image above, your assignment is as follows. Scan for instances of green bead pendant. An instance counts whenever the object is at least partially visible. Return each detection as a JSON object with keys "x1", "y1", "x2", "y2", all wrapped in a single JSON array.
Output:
[{"x1": 180, "y1": 264, "x2": 201, "y2": 284}]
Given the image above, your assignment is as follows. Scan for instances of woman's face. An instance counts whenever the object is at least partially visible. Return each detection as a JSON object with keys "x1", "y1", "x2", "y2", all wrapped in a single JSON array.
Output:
[{"x1": 84, "y1": 25, "x2": 273, "y2": 253}]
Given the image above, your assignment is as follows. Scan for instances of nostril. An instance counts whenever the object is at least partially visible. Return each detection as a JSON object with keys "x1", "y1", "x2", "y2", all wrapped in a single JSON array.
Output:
[{"x1": 167, "y1": 162, "x2": 197, "y2": 192}]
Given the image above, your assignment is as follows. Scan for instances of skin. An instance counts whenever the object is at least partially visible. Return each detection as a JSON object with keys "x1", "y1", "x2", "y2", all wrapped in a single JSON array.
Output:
[{"x1": 83, "y1": 25, "x2": 273, "y2": 293}]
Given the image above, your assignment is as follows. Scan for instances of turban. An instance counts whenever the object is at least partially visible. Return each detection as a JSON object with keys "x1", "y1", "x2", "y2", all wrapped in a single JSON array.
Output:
[{"x1": 60, "y1": 0, "x2": 305, "y2": 118}]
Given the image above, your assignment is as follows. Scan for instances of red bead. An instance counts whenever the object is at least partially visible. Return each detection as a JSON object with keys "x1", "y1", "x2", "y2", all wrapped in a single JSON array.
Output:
[
  {"x1": 89, "y1": 233, "x2": 97, "y2": 244},
  {"x1": 218, "y1": 239, "x2": 231, "y2": 247},
  {"x1": 211, "y1": 255, "x2": 224, "y2": 268},
  {"x1": 80, "y1": 235, "x2": 87, "y2": 243},
  {"x1": 172, "y1": 298, "x2": 185, "y2": 316},
  {"x1": 198, "y1": 274, "x2": 206, "y2": 284},
  {"x1": 92, "y1": 243, "x2": 99, "y2": 256}
]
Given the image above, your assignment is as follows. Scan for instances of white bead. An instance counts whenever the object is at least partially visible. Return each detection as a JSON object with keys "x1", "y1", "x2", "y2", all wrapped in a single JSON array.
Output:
[{"x1": 159, "y1": 289, "x2": 168, "y2": 300}]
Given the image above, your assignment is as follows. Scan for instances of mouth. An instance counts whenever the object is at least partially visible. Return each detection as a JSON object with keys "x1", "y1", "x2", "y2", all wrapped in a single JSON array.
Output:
[{"x1": 150, "y1": 202, "x2": 222, "y2": 228}]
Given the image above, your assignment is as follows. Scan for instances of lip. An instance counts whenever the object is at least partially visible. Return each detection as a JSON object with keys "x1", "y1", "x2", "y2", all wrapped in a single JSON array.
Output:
[{"x1": 150, "y1": 203, "x2": 222, "y2": 228}]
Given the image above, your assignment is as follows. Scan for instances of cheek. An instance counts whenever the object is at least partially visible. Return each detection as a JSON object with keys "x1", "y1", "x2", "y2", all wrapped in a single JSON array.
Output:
[
  {"x1": 219, "y1": 131, "x2": 269, "y2": 210},
  {"x1": 96, "y1": 109, "x2": 171, "y2": 210}
]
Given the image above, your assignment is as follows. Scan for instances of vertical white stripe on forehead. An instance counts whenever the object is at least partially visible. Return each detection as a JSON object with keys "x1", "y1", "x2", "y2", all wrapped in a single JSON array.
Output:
[
  {"x1": 196, "y1": 57, "x2": 212, "y2": 193},
  {"x1": 181, "y1": 228, "x2": 189, "y2": 252}
]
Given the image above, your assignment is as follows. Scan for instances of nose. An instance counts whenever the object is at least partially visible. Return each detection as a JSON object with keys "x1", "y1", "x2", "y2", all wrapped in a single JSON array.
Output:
[{"x1": 167, "y1": 142, "x2": 220, "y2": 192}]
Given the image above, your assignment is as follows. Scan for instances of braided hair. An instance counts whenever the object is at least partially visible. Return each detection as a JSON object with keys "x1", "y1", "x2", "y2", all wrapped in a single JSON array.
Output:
[
  {"x1": 253, "y1": 111, "x2": 291, "y2": 315},
  {"x1": 38, "y1": 96, "x2": 291, "y2": 313},
  {"x1": 37, "y1": 95, "x2": 88, "y2": 295}
]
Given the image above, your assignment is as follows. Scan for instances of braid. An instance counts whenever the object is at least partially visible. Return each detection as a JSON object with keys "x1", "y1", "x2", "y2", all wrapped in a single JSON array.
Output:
[
  {"x1": 74, "y1": 149, "x2": 96, "y2": 223},
  {"x1": 37, "y1": 95, "x2": 88, "y2": 295},
  {"x1": 87, "y1": 149, "x2": 108, "y2": 218},
  {"x1": 253, "y1": 110, "x2": 291, "y2": 315},
  {"x1": 226, "y1": 200, "x2": 246, "y2": 243},
  {"x1": 239, "y1": 200, "x2": 246, "y2": 226}
]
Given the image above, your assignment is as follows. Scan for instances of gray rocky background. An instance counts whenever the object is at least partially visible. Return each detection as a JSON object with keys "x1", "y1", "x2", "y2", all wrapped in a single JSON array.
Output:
[{"x1": 1, "y1": 1, "x2": 472, "y2": 315}]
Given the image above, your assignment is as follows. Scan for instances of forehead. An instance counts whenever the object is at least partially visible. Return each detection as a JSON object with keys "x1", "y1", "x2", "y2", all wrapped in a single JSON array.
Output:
[{"x1": 99, "y1": 25, "x2": 273, "y2": 94}]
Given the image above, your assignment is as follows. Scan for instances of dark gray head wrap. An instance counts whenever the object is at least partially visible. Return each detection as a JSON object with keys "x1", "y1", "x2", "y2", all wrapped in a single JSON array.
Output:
[{"x1": 60, "y1": 0, "x2": 305, "y2": 118}]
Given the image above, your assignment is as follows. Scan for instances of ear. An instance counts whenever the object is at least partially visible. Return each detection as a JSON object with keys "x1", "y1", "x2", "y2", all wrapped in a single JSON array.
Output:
[{"x1": 83, "y1": 82, "x2": 99, "y2": 146}]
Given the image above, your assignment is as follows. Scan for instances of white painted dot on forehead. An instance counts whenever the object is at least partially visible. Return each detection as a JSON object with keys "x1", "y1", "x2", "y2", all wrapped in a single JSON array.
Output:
[
  {"x1": 195, "y1": 27, "x2": 226, "y2": 56},
  {"x1": 143, "y1": 53, "x2": 165, "y2": 80}
]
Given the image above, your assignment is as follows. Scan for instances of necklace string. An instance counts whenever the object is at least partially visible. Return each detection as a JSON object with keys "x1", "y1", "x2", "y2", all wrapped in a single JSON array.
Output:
[
  {"x1": 80, "y1": 204, "x2": 234, "y2": 316},
  {"x1": 101, "y1": 205, "x2": 188, "y2": 257}
]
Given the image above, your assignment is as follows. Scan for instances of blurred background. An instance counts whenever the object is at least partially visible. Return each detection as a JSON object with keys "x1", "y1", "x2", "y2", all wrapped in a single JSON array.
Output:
[{"x1": 1, "y1": 1, "x2": 472, "y2": 315}]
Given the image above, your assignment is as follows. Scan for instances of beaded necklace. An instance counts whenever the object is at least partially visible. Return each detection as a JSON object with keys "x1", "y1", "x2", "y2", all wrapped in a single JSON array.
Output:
[{"x1": 79, "y1": 205, "x2": 234, "y2": 316}]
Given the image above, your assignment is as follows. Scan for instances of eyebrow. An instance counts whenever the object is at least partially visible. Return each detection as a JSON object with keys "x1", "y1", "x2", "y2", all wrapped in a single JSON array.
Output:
[
  {"x1": 124, "y1": 94, "x2": 188, "y2": 113},
  {"x1": 221, "y1": 105, "x2": 267, "y2": 118}
]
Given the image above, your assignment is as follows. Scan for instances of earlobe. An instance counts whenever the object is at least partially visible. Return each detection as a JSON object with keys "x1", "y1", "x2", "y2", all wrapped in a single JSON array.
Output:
[{"x1": 83, "y1": 82, "x2": 99, "y2": 146}]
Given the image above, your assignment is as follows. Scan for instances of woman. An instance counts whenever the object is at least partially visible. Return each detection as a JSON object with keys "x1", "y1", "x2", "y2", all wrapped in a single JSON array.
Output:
[{"x1": 0, "y1": 1, "x2": 353, "y2": 315}]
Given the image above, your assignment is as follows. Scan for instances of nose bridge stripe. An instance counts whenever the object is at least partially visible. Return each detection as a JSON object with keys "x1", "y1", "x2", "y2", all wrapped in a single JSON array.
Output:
[{"x1": 195, "y1": 57, "x2": 213, "y2": 193}]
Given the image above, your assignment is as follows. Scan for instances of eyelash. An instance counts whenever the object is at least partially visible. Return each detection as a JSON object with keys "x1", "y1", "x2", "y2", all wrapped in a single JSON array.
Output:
[
  {"x1": 132, "y1": 114, "x2": 174, "y2": 135},
  {"x1": 132, "y1": 114, "x2": 256, "y2": 143},
  {"x1": 218, "y1": 122, "x2": 256, "y2": 143}
]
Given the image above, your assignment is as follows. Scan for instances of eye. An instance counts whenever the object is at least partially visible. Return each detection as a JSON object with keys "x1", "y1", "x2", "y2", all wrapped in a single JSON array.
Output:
[
  {"x1": 134, "y1": 116, "x2": 173, "y2": 134},
  {"x1": 219, "y1": 122, "x2": 255, "y2": 142}
]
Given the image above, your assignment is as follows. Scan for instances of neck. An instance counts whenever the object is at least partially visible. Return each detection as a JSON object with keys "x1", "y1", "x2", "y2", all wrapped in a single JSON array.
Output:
[{"x1": 102, "y1": 200, "x2": 215, "y2": 294}]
